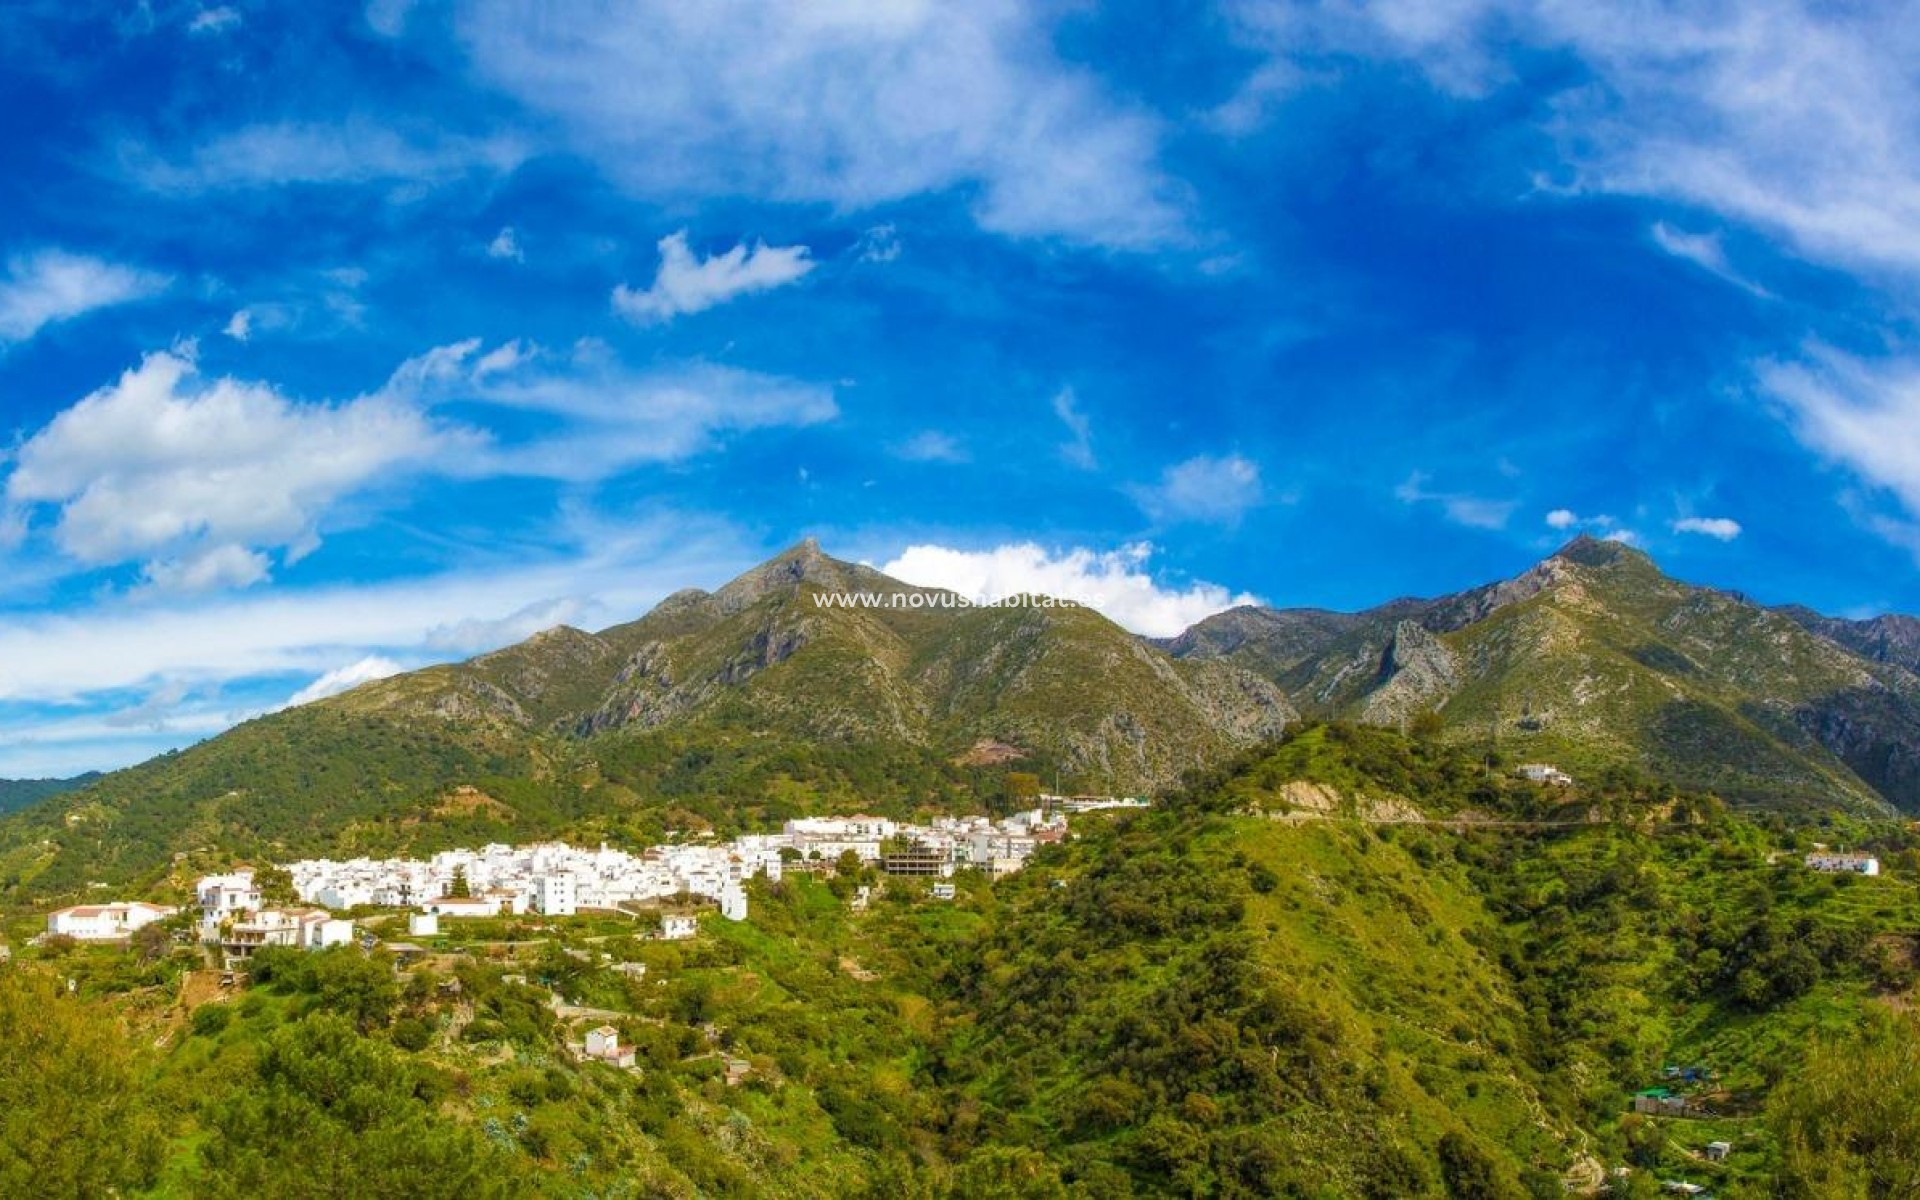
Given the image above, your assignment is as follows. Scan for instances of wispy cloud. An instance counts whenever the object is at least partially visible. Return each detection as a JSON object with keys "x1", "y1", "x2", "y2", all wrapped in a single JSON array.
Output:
[
  {"x1": 613, "y1": 230, "x2": 813, "y2": 324},
  {"x1": 1134, "y1": 454, "x2": 1264, "y2": 525},
  {"x1": 1762, "y1": 346, "x2": 1920, "y2": 526},
  {"x1": 1051, "y1": 388, "x2": 1096, "y2": 469},
  {"x1": 0, "y1": 249, "x2": 168, "y2": 343},
  {"x1": 879, "y1": 541, "x2": 1258, "y2": 638},
  {"x1": 1650, "y1": 222, "x2": 1770, "y2": 297},
  {"x1": 1396, "y1": 472, "x2": 1514, "y2": 530},
  {"x1": 1229, "y1": 2, "x2": 1920, "y2": 279},
  {"x1": 456, "y1": 0, "x2": 1183, "y2": 248},
  {"x1": 486, "y1": 226, "x2": 524, "y2": 262},
  {"x1": 123, "y1": 121, "x2": 527, "y2": 193},
  {"x1": 389, "y1": 339, "x2": 840, "y2": 483},
  {"x1": 894, "y1": 431, "x2": 968, "y2": 464},
  {"x1": 187, "y1": 6, "x2": 241, "y2": 35}
]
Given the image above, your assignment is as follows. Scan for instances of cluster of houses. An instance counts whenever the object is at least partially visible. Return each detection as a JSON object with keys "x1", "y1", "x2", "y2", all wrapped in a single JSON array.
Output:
[
  {"x1": 282, "y1": 807, "x2": 1075, "y2": 932},
  {"x1": 43, "y1": 804, "x2": 1106, "y2": 952},
  {"x1": 195, "y1": 870, "x2": 356, "y2": 964}
]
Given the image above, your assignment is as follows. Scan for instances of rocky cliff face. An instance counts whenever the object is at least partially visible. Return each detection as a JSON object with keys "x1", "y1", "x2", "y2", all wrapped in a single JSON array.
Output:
[{"x1": 1359, "y1": 621, "x2": 1461, "y2": 726}]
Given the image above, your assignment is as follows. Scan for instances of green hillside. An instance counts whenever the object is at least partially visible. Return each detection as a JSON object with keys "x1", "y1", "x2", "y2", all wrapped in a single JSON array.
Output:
[{"x1": 7, "y1": 724, "x2": 1920, "y2": 1195}]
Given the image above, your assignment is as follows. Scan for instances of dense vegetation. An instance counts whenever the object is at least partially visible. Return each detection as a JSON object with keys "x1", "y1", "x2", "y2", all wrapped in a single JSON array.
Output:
[{"x1": 5, "y1": 723, "x2": 1920, "y2": 1196}]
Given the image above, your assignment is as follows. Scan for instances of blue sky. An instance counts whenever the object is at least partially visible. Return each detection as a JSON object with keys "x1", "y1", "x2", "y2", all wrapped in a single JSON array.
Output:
[{"x1": 3, "y1": 0, "x2": 1919, "y2": 776}]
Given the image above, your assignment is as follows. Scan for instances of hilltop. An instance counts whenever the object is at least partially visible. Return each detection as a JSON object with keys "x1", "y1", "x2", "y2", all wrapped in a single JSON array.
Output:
[
  {"x1": 1164, "y1": 536, "x2": 1920, "y2": 814},
  {"x1": 0, "y1": 542, "x2": 1289, "y2": 899},
  {"x1": 5, "y1": 534, "x2": 1920, "y2": 903}
]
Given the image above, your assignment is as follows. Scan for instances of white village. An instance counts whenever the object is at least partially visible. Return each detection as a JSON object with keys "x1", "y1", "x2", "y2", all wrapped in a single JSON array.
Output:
[{"x1": 44, "y1": 798, "x2": 1149, "y2": 963}]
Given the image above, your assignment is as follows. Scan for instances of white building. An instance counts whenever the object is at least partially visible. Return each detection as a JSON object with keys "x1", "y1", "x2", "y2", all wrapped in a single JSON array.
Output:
[
  {"x1": 533, "y1": 873, "x2": 576, "y2": 917},
  {"x1": 1517, "y1": 763, "x2": 1575, "y2": 787},
  {"x1": 408, "y1": 912, "x2": 440, "y2": 938},
  {"x1": 197, "y1": 871, "x2": 260, "y2": 917},
  {"x1": 660, "y1": 914, "x2": 697, "y2": 940},
  {"x1": 216, "y1": 908, "x2": 354, "y2": 960},
  {"x1": 583, "y1": 1024, "x2": 635, "y2": 1068},
  {"x1": 424, "y1": 896, "x2": 501, "y2": 918},
  {"x1": 718, "y1": 883, "x2": 748, "y2": 922},
  {"x1": 930, "y1": 882, "x2": 957, "y2": 901},
  {"x1": 46, "y1": 901, "x2": 177, "y2": 941},
  {"x1": 1806, "y1": 852, "x2": 1881, "y2": 876}
]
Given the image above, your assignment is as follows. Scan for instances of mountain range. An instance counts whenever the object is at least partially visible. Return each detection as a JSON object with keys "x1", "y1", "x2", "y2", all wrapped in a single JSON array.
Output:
[{"x1": 3, "y1": 534, "x2": 1916, "y2": 899}]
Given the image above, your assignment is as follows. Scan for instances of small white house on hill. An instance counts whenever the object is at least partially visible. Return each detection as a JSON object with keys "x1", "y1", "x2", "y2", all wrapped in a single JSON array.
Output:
[
  {"x1": 660, "y1": 914, "x2": 697, "y2": 940},
  {"x1": 1805, "y1": 852, "x2": 1880, "y2": 876},
  {"x1": 584, "y1": 1024, "x2": 636, "y2": 1068},
  {"x1": 46, "y1": 901, "x2": 177, "y2": 941}
]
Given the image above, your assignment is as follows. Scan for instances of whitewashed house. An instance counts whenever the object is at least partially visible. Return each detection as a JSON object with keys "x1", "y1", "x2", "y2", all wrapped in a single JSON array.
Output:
[
  {"x1": 1517, "y1": 764, "x2": 1575, "y2": 787},
  {"x1": 533, "y1": 873, "x2": 576, "y2": 917},
  {"x1": 197, "y1": 871, "x2": 260, "y2": 917},
  {"x1": 46, "y1": 901, "x2": 177, "y2": 941},
  {"x1": 583, "y1": 1025, "x2": 636, "y2": 1068},
  {"x1": 408, "y1": 912, "x2": 440, "y2": 938},
  {"x1": 660, "y1": 914, "x2": 697, "y2": 940},
  {"x1": 1805, "y1": 852, "x2": 1881, "y2": 876},
  {"x1": 718, "y1": 883, "x2": 748, "y2": 922},
  {"x1": 424, "y1": 896, "x2": 501, "y2": 918}
]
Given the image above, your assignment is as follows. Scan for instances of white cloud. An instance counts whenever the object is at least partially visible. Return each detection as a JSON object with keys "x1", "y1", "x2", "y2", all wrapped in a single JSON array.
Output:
[
  {"x1": 487, "y1": 226, "x2": 524, "y2": 262},
  {"x1": 188, "y1": 6, "x2": 240, "y2": 35},
  {"x1": 387, "y1": 339, "x2": 839, "y2": 482},
  {"x1": 1545, "y1": 507, "x2": 1617, "y2": 533},
  {"x1": 1650, "y1": 222, "x2": 1771, "y2": 297},
  {"x1": 1394, "y1": 471, "x2": 1514, "y2": 530},
  {"x1": 4, "y1": 350, "x2": 465, "y2": 580},
  {"x1": 4, "y1": 342, "x2": 839, "y2": 588},
  {"x1": 895, "y1": 431, "x2": 967, "y2": 464},
  {"x1": 0, "y1": 512, "x2": 750, "y2": 709},
  {"x1": 125, "y1": 121, "x2": 527, "y2": 193},
  {"x1": 1671, "y1": 515, "x2": 1743, "y2": 540},
  {"x1": 1231, "y1": 1, "x2": 1920, "y2": 279},
  {"x1": 424, "y1": 597, "x2": 586, "y2": 655},
  {"x1": 141, "y1": 544, "x2": 273, "y2": 594},
  {"x1": 456, "y1": 0, "x2": 1182, "y2": 248},
  {"x1": 879, "y1": 541, "x2": 1260, "y2": 638},
  {"x1": 1136, "y1": 454, "x2": 1265, "y2": 525},
  {"x1": 1051, "y1": 388, "x2": 1095, "y2": 469},
  {"x1": 0, "y1": 250, "x2": 168, "y2": 343},
  {"x1": 286, "y1": 655, "x2": 404, "y2": 707},
  {"x1": 1762, "y1": 346, "x2": 1920, "y2": 520},
  {"x1": 856, "y1": 224, "x2": 902, "y2": 263},
  {"x1": 223, "y1": 309, "x2": 252, "y2": 341},
  {"x1": 613, "y1": 230, "x2": 813, "y2": 324}
]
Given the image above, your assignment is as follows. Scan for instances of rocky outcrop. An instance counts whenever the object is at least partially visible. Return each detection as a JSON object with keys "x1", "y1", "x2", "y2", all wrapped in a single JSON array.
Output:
[{"x1": 1359, "y1": 621, "x2": 1460, "y2": 726}]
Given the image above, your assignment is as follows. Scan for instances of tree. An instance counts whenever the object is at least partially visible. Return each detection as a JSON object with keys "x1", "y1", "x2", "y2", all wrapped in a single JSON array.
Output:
[
  {"x1": 448, "y1": 866, "x2": 472, "y2": 899},
  {"x1": 200, "y1": 1013, "x2": 519, "y2": 1198},
  {"x1": 1769, "y1": 1012, "x2": 1920, "y2": 1197},
  {"x1": 1438, "y1": 1131, "x2": 1519, "y2": 1200},
  {"x1": 1005, "y1": 772, "x2": 1043, "y2": 809},
  {"x1": 0, "y1": 972, "x2": 164, "y2": 1197}
]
